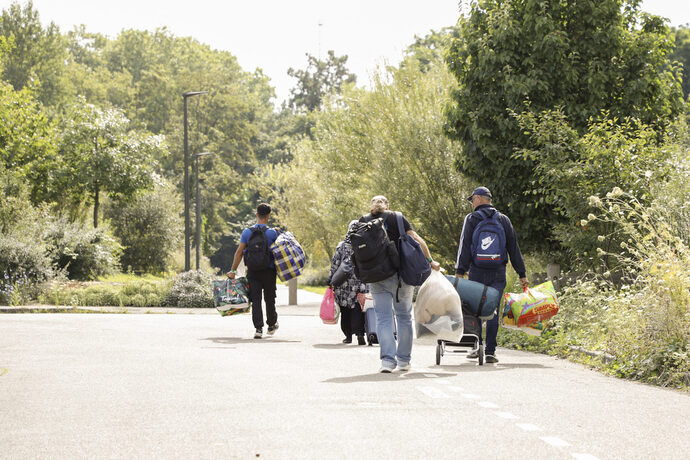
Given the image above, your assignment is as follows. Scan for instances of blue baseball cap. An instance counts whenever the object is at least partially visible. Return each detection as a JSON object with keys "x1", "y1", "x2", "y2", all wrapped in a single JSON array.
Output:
[{"x1": 467, "y1": 186, "x2": 492, "y2": 202}]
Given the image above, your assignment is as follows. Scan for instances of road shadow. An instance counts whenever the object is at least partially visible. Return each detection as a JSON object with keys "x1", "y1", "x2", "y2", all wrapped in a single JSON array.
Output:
[
  {"x1": 323, "y1": 371, "x2": 456, "y2": 384},
  {"x1": 312, "y1": 343, "x2": 369, "y2": 350},
  {"x1": 201, "y1": 337, "x2": 301, "y2": 345},
  {"x1": 435, "y1": 362, "x2": 550, "y2": 372}
]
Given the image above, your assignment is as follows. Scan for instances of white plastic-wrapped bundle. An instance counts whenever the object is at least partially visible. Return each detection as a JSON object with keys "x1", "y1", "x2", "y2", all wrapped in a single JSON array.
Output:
[{"x1": 414, "y1": 270, "x2": 463, "y2": 342}]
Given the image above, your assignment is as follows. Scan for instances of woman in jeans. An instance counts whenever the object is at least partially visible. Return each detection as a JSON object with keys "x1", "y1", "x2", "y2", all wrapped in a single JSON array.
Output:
[{"x1": 359, "y1": 196, "x2": 440, "y2": 373}]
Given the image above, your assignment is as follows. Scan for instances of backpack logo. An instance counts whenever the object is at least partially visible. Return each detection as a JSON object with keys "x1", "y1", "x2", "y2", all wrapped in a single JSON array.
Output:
[{"x1": 471, "y1": 209, "x2": 507, "y2": 269}]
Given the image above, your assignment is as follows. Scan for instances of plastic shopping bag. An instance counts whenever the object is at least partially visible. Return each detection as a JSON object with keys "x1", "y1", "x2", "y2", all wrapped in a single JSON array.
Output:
[
  {"x1": 503, "y1": 280, "x2": 559, "y2": 327},
  {"x1": 213, "y1": 277, "x2": 251, "y2": 317},
  {"x1": 501, "y1": 314, "x2": 546, "y2": 336},
  {"x1": 414, "y1": 270, "x2": 463, "y2": 342},
  {"x1": 357, "y1": 292, "x2": 374, "y2": 311},
  {"x1": 320, "y1": 287, "x2": 340, "y2": 324}
]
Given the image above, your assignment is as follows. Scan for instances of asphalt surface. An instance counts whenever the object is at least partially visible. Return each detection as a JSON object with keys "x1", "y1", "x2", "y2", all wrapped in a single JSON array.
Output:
[{"x1": 1, "y1": 299, "x2": 689, "y2": 459}]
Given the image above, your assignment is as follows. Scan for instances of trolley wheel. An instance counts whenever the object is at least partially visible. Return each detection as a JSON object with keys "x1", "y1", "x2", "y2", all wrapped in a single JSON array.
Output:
[
  {"x1": 478, "y1": 345, "x2": 484, "y2": 366},
  {"x1": 435, "y1": 343, "x2": 441, "y2": 365},
  {"x1": 367, "y1": 333, "x2": 376, "y2": 346}
]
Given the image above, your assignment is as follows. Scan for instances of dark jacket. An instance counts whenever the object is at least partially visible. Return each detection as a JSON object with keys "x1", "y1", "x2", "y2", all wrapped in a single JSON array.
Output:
[{"x1": 454, "y1": 204, "x2": 526, "y2": 278}]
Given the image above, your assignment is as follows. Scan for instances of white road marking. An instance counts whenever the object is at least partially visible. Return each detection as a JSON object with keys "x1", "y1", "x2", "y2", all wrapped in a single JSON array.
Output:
[
  {"x1": 417, "y1": 386, "x2": 450, "y2": 399},
  {"x1": 447, "y1": 386, "x2": 465, "y2": 393},
  {"x1": 540, "y1": 436, "x2": 570, "y2": 447},
  {"x1": 494, "y1": 411, "x2": 520, "y2": 419},
  {"x1": 477, "y1": 401, "x2": 499, "y2": 409},
  {"x1": 571, "y1": 454, "x2": 599, "y2": 460},
  {"x1": 516, "y1": 423, "x2": 542, "y2": 432}
]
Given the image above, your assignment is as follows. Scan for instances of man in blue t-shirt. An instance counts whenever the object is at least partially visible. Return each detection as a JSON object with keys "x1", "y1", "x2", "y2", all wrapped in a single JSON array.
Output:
[{"x1": 227, "y1": 203, "x2": 279, "y2": 339}]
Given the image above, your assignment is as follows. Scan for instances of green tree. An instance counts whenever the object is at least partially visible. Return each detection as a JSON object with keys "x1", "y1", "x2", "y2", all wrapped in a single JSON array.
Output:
[
  {"x1": 57, "y1": 99, "x2": 166, "y2": 228},
  {"x1": 265, "y1": 49, "x2": 473, "y2": 266},
  {"x1": 105, "y1": 182, "x2": 182, "y2": 274},
  {"x1": 287, "y1": 50, "x2": 356, "y2": 112},
  {"x1": 0, "y1": 0, "x2": 68, "y2": 108},
  {"x1": 671, "y1": 25, "x2": 690, "y2": 99},
  {"x1": 445, "y1": 0, "x2": 684, "y2": 246}
]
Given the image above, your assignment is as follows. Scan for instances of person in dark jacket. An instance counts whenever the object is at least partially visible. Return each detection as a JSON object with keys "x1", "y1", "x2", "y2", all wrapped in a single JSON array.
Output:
[
  {"x1": 455, "y1": 187, "x2": 529, "y2": 364},
  {"x1": 327, "y1": 220, "x2": 368, "y2": 345}
]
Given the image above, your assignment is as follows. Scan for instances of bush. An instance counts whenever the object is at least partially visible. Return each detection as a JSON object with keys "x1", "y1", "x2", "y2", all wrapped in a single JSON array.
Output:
[
  {"x1": 105, "y1": 183, "x2": 183, "y2": 274},
  {"x1": 164, "y1": 270, "x2": 214, "y2": 308},
  {"x1": 0, "y1": 234, "x2": 53, "y2": 305},
  {"x1": 39, "y1": 279, "x2": 171, "y2": 308},
  {"x1": 43, "y1": 217, "x2": 121, "y2": 280}
]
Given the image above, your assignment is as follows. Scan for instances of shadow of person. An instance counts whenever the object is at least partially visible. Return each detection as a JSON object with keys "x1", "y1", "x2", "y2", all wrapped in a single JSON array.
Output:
[
  {"x1": 201, "y1": 337, "x2": 301, "y2": 345},
  {"x1": 435, "y1": 362, "x2": 550, "y2": 372},
  {"x1": 312, "y1": 343, "x2": 361, "y2": 349},
  {"x1": 323, "y1": 371, "x2": 456, "y2": 384}
]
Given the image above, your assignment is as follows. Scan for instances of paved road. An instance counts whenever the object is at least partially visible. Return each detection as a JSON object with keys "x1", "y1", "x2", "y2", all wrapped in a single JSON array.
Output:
[{"x1": 1, "y1": 308, "x2": 688, "y2": 459}]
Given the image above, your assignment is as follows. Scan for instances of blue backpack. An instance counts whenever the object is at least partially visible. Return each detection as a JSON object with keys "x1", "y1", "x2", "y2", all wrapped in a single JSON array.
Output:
[
  {"x1": 470, "y1": 208, "x2": 507, "y2": 269},
  {"x1": 395, "y1": 212, "x2": 431, "y2": 286}
]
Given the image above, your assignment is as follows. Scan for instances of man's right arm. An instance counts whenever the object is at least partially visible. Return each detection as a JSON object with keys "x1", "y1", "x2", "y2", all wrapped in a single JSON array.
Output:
[
  {"x1": 455, "y1": 214, "x2": 473, "y2": 276},
  {"x1": 227, "y1": 242, "x2": 247, "y2": 279}
]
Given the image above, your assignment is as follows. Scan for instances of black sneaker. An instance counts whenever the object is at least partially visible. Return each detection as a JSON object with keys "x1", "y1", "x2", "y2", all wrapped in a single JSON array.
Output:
[
  {"x1": 342, "y1": 337, "x2": 352, "y2": 344},
  {"x1": 485, "y1": 354, "x2": 499, "y2": 364},
  {"x1": 357, "y1": 336, "x2": 366, "y2": 346},
  {"x1": 267, "y1": 323, "x2": 279, "y2": 336},
  {"x1": 254, "y1": 329, "x2": 263, "y2": 339}
]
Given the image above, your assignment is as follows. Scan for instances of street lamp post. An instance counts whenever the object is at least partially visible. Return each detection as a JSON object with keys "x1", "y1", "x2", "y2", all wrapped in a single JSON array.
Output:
[
  {"x1": 194, "y1": 152, "x2": 214, "y2": 270},
  {"x1": 183, "y1": 90, "x2": 208, "y2": 271}
]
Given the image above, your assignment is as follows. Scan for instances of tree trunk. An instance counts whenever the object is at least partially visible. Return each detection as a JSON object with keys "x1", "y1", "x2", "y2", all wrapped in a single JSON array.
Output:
[{"x1": 93, "y1": 183, "x2": 100, "y2": 229}]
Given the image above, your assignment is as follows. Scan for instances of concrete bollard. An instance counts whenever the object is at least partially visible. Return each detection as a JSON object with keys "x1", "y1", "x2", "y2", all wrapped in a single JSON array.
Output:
[{"x1": 288, "y1": 278, "x2": 297, "y2": 305}]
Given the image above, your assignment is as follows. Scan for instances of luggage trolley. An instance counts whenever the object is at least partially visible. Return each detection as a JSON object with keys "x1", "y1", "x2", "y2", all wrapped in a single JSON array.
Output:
[
  {"x1": 436, "y1": 304, "x2": 486, "y2": 365},
  {"x1": 434, "y1": 275, "x2": 501, "y2": 367}
]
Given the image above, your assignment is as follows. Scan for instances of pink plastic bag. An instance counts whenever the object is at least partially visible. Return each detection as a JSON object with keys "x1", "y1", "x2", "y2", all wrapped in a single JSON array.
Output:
[{"x1": 320, "y1": 288, "x2": 340, "y2": 324}]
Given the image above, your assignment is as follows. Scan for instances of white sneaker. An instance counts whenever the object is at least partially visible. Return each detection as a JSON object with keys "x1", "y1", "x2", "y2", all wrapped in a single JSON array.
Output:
[
  {"x1": 396, "y1": 362, "x2": 411, "y2": 372},
  {"x1": 379, "y1": 366, "x2": 394, "y2": 373},
  {"x1": 254, "y1": 329, "x2": 262, "y2": 339}
]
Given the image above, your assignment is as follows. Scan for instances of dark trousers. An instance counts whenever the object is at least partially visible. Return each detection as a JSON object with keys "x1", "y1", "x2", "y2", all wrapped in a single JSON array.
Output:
[
  {"x1": 247, "y1": 268, "x2": 277, "y2": 330},
  {"x1": 340, "y1": 306, "x2": 365, "y2": 338},
  {"x1": 468, "y1": 267, "x2": 507, "y2": 355}
]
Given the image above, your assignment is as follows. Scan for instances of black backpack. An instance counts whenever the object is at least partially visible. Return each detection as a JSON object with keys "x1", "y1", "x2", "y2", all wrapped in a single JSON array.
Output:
[
  {"x1": 349, "y1": 215, "x2": 399, "y2": 283},
  {"x1": 244, "y1": 226, "x2": 273, "y2": 271}
]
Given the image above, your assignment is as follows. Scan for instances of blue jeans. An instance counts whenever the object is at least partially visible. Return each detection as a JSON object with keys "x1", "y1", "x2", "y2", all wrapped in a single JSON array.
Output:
[
  {"x1": 369, "y1": 274, "x2": 414, "y2": 368},
  {"x1": 468, "y1": 267, "x2": 506, "y2": 355}
]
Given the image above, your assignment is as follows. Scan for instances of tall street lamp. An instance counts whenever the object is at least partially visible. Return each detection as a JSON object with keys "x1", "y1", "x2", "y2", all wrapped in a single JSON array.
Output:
[
  {"x1": 183, "y1": 90, "x2": 208, "y2": 271},
  {"x1": 194, "y1": 152, "x2": 214, "y2": 270}
]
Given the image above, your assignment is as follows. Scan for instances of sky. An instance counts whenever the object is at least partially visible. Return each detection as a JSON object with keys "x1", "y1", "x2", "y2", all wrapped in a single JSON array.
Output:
[{"x1": 3, "y1": 0, "x2": 690, "y2": 106}]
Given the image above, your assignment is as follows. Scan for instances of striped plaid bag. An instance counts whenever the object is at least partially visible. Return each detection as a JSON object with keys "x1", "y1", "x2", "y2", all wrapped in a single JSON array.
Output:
[{"x1": 269, "y1": 231, "x2": 308, "y2": 281}]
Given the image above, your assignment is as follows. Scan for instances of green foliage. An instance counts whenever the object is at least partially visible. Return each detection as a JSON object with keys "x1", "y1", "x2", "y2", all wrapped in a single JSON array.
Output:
[
  {"x1": 0, "y1": 233, "x2": 52, "y2": 305},
  {"x1": 104, "y1": 182, "x2": 182, "y2": 274},
  {"x1": 164, "y1": 270, "x2": 214, "y2": 308},
  {"x1": 287, "y1": 50, "x2": 356, "y2": 113},
  {"x1": 43, "y1": 216, "x2": 121, "y2": 281},
  {"x1": 0, "y1": 1, "x2": 69, "y2": 107},
  {"x1": 445, "y1": 0, "x2": 684, "y2": 247},
  {"x1": 41, "y1": 279, "x2": 171, "y2": 307},
  {"x1": 515, "y1": 110, "x2": 672, "y2": 268},
  {"x1": 0, "y1": 80, "x2": 59, "y2": 204},
  {"x1": 670, "y1": 26, "x2": 690, "y2": 99},
  {"x1": 57, "y1": 99, "x2": 166, "y2": 228},
  {"x1": 266, "y1": 49, "x2": 473, "y2": 267}
]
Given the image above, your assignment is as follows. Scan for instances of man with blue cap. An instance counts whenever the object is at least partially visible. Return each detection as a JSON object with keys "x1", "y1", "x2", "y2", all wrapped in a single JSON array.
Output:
[{"x1": 455, "y1": 186, "x2": 528, "y2": 363}]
